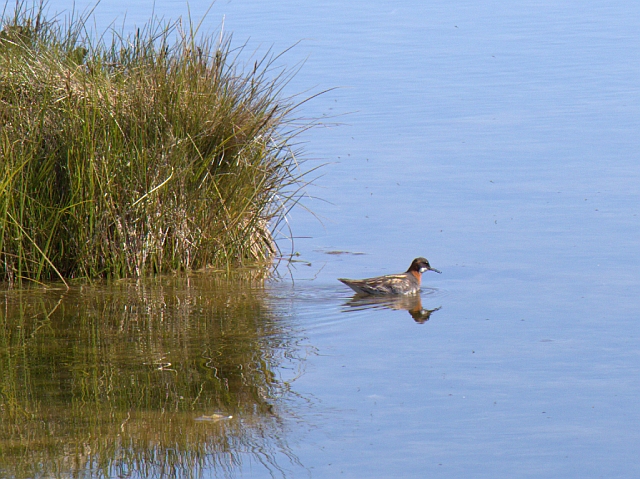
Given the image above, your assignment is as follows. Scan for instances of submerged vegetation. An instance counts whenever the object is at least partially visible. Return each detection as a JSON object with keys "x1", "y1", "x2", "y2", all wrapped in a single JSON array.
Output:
[{"x1": 0, "y1": 2, "x2": 314, "y2": 285}]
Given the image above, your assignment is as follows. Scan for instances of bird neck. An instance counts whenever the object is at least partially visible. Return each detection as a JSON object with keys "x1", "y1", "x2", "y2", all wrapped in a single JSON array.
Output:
[{"x1": 410, "y1": 270, "x2": 422, "y2": 284}]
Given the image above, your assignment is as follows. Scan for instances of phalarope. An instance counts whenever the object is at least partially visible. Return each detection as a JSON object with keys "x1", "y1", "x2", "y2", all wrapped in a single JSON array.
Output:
[{"x1": 338, "y1": 257, "x2": 441, "y2": 295}]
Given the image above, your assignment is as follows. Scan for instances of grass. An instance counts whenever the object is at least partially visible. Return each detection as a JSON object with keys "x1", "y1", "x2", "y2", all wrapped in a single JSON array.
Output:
[{"x1": 0, "y1": 2, "x2": 316, "y2": 286}]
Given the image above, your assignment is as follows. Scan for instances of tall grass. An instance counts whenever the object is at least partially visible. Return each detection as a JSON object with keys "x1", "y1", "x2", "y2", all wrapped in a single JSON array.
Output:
[{"x1": 0, "y1": 2, "x2": 314, "y2": 285}]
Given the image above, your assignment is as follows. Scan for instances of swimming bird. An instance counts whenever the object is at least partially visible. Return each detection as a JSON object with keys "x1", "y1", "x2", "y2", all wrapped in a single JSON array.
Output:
[{"x1": 338, "y1": 257, "x2": 441, "y2": 295}]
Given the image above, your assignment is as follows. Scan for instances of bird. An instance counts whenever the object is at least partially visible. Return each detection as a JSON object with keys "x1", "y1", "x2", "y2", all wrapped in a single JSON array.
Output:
[{"x1": 338, "y1": 257, "x2": 441, "y2": 295}]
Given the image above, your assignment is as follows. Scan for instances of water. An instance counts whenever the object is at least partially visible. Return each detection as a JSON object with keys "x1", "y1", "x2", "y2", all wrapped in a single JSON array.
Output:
[{"x1": 2, "y1": 0, "x2": 640, "y2": 477}]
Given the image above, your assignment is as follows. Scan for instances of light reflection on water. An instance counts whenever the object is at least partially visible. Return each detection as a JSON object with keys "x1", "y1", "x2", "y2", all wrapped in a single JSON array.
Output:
[
  {"x1": 0, "y1": 276, "x2": 311, "y2": 478},
  {"x1": 342, "y1": 290, "x2": 442, "y2": 324}
]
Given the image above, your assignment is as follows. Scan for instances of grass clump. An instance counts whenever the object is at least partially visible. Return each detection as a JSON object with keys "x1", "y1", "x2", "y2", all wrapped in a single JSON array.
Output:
[{"x1": 0, "y1": 2, "x2": 312, "y2": 285}]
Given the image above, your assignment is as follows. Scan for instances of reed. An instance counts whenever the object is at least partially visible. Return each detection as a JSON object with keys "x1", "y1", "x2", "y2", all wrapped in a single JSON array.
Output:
[{"x1": 0, "y1": 2, "x2": 313, "y2": 285}]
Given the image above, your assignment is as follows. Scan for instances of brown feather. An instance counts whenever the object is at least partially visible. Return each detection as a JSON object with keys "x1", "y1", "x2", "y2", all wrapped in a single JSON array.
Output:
[{"x1": 338, "y1": 257, "x2": 441, "y2": 295}]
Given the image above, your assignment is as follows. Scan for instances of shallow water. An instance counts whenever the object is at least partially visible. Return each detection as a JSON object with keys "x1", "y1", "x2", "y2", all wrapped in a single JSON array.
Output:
[{"x1": 2, "y1": 0, "x2": 640, "y2": 477}]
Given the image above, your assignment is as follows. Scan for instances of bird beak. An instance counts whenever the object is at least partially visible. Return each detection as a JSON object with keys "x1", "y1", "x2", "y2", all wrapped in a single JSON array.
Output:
[{"x1": 429, "y1": 267, "x2": 442, "y2": 274}]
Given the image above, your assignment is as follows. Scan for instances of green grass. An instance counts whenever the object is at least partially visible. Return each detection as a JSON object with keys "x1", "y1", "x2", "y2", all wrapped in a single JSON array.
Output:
[{"x1": 0, "y1": 2, "x2": 316, "y2": 285}]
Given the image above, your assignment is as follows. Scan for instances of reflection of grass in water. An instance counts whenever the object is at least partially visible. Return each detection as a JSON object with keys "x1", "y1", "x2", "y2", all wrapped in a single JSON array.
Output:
[
  {"x1": 0, "y1": 2, "x2": 317, "y2": 285},
  {"x1": 0, "y1": 274, "x2": 307, "y2": 478}
]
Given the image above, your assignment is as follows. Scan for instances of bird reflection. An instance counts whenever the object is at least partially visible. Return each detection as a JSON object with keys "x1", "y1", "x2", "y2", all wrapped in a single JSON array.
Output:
[{"x1": 342, "y1": 293, "x2": 441, "y2": 324}]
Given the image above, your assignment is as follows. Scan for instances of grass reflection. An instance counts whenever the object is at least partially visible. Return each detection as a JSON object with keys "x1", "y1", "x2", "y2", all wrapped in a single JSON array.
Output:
[{"x1": 0, "y1": 273, "x2": 304, "y2": 478}]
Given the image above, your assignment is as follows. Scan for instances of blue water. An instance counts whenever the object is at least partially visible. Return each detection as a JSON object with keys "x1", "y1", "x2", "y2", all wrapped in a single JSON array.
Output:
[{"x1": 42, "y1": 0, "x2": 640, "y2": 477}]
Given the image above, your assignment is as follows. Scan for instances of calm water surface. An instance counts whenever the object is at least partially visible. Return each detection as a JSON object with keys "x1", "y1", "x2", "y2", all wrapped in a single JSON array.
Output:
[{"x1": 2, "y1": 0, "x2": 639, "y2": 477}]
